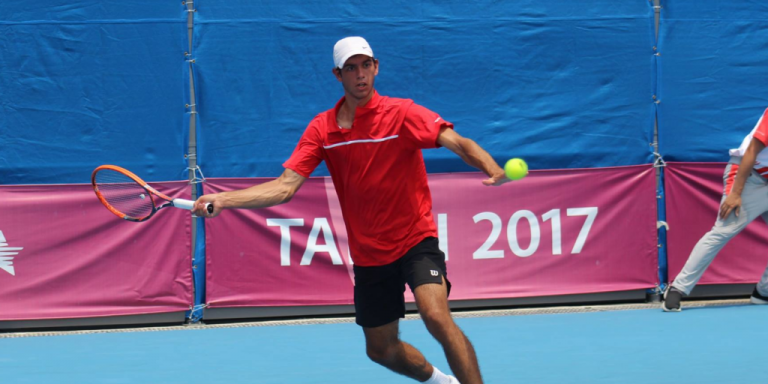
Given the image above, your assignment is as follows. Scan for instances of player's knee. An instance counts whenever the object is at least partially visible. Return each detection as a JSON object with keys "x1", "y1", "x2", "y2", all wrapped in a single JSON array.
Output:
[
  {"x1": 366, "y1": 342, "x2": 394, "y2": 364},
  {"x1": 421, "y1": 312, "x2": 456, "y2": 340}
]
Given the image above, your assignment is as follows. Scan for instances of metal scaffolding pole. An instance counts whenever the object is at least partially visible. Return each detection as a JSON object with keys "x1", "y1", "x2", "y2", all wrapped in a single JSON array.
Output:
[{"x1": 184, "y1": 0, "x2": 205, "y2": 322}]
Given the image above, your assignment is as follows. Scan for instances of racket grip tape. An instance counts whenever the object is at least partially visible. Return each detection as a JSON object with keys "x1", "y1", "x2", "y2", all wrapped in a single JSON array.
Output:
[{"x1": 172, "y1": 199, "x2": 214, "y2": 213}]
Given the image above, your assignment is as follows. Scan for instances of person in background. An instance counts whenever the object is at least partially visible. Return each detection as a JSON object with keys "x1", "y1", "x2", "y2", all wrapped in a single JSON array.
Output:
[{"x1": 663, "y1": 107, "x2": 768, "y2": 312}]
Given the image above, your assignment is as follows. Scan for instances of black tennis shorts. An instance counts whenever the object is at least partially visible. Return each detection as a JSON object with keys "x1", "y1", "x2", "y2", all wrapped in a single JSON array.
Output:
[{"x1": 353, "y1": 236, "x2": 451, "y2": 328}]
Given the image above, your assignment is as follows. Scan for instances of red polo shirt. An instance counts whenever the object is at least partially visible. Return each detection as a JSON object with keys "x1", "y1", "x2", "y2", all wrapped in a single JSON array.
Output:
[{"x1": 283, "y1": 91, "x2": 453, "y2": 266}]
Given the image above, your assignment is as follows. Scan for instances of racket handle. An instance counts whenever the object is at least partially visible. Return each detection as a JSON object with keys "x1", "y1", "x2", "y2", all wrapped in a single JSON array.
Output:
[
  {"x1": 172, "y1": 198, "x2": 195, "y2": 210},
  {"x1": 172, "y1": 199, "x2": 214, "y2": 213}
]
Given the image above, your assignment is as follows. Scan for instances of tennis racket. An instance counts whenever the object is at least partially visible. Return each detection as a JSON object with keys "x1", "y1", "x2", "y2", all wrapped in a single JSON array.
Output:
[{"x1": 92, "y1": 165, "x2": 212, "y2": 222}]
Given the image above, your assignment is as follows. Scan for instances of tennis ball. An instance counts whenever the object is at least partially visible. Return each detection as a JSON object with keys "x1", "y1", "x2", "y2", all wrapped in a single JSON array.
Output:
[{"x1": 504, "y1": 158, "x2": 528, "y2": 180}]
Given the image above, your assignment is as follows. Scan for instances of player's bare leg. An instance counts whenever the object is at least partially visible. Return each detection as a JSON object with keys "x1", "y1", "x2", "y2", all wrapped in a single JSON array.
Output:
[
  {"x1": 363, "y1": 320, "x2": 434, "y2": 381},
  {"x1": 414, "y1": 278, "x2": 483, "y2": 384}
]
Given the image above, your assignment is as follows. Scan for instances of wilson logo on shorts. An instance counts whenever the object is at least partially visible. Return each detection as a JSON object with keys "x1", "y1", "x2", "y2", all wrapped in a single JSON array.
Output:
[
  {"x1": 0, "y1": 230, "x2": 23, "y2": 276},
  {"x1": 430, "y1": 270, "x2": 439, "y2": 277}
]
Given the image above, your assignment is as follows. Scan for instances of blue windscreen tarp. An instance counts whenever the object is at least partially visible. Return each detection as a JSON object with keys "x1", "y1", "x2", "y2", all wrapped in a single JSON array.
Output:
[
  {"x1": 657, "y1": 1, "x2": 768, "y2": 162},
  {"x1": 193, "y1": 0, "x2": 655, "y2": 178},
  {"x1": 0, "y1": 1, "x2": 188, "y2": 184}
]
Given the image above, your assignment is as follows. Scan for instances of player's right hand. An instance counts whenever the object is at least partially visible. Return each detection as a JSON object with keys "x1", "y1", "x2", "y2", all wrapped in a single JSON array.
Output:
[
  {"x1": 719, "y1": 193, "x2": 741, "y2": 219},
  {"x1": 482, "y1": 170, "x2": 512, "y2": 186},
  {"x1": 193, "y1": 194, "x2": 221, "y2": 218}
]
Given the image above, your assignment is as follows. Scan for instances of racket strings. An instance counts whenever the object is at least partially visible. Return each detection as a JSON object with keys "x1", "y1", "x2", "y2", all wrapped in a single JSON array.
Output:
[{"x1": 95, "y1": 170, "x2": 154, "y2": 219}]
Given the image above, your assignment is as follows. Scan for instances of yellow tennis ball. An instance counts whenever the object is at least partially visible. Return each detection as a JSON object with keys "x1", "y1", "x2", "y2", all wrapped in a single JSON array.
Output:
[{"x1": 504, "y1": 158, "x2": 528, "y2": 180}]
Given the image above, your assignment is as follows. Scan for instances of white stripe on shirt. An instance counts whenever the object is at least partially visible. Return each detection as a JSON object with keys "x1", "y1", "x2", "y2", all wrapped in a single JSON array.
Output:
[{"x1": 323, "y1": 135, "x2": 399, "y2": 149}]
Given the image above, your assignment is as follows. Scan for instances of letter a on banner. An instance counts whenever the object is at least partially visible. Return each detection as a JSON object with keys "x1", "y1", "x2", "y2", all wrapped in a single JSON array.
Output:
[{"x1": 301, "y1": 218, "x2": 343, "y2": 265}]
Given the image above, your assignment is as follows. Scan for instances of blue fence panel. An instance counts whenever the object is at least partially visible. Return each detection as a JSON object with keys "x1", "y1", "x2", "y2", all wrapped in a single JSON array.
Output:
[
  {"x1": 0, "y1": 1, "x2": 188, "y2": 184},
  {"x1": 657, "y1": 0, "x2": 768, "y2": 162},
  {"x1": 0, "y1": 0, "x2": 182, "y2": 22},
  {"x1": 194, "y1": 0, "x2": 654, "y2": 178}
]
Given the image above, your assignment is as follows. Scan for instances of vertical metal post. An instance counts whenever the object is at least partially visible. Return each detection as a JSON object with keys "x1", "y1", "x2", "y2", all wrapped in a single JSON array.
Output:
[
  {"x1": 184, "y1": 0, "x2": 203, "y2": 321},
  {"x1": 651, "y1": 0, "x2": 667, "y2": 302},
  {"x1": 186, "y1": 2, "x2": 198, "y2": 211},
  {"x1": 653, "y1": 1, "x2": 661, "y2": 158},
  {"x1": 654, "y1": 0, "x2": 660, "y2": 40}
]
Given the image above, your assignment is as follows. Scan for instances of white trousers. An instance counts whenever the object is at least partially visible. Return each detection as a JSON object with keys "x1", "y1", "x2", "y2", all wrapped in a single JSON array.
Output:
[{"x1": 672, "y1": 163, "x2": 768, "y2": 296}]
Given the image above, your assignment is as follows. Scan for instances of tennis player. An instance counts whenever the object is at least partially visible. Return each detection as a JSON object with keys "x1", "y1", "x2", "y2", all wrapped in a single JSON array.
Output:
[
  {"x1": 663, "y1": 107, "x2": 768, "y2": 312},
  {"x1": 194, "y1": 36, "x2": 510, "y2": 383}
]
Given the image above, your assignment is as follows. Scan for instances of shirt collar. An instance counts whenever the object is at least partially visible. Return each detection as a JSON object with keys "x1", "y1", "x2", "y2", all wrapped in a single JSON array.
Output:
[{"x1": 333, "y1": 90, "x2": 381, "y2": 117}]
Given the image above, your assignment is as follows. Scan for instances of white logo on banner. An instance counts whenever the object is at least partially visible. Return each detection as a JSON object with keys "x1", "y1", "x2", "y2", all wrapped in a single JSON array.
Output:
[{"x1": 0, "y1": 230, "x2": 23, "y2": 276}]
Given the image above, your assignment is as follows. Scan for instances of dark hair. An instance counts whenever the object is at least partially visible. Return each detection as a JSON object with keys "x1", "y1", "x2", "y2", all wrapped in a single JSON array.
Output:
[{"x1": 335, "y1": 57, "x2": 378, "y2": 75}]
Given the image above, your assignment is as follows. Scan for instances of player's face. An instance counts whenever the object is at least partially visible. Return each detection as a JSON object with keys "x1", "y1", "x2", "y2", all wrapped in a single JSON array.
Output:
[{"x1": 334, "y1": 55, "x2": 378, "y2": 102}]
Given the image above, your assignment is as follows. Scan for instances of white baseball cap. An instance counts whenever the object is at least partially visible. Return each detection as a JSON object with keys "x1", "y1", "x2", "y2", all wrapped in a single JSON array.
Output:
[{"x1": 333, "y1": 36, "x2": 374, "y2": 69}]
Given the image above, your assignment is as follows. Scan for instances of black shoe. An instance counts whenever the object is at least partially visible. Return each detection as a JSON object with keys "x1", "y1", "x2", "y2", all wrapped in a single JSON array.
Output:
[
  {"x1": 750, "y1": 287, "x2": 768, "y2": 305},
  {"x1": 662, "y1": 286, "x2": 683, "y2": 312}
]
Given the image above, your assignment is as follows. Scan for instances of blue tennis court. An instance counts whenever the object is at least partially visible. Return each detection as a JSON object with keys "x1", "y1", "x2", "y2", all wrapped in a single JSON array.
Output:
[{"x1": 2, "y1": 301, "x2": 765, "y2": 384}]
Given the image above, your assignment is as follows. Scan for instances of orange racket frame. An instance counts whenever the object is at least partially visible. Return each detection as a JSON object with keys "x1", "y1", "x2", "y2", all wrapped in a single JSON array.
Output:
[{"x1": 91, "y1": 165, "x2": 202, "y2": 222}]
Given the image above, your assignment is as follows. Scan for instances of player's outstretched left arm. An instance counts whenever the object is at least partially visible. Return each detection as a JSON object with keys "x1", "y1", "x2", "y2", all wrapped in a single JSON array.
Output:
[{"x1": 437, "y1": 128, "x2": 509, "y2": 186}]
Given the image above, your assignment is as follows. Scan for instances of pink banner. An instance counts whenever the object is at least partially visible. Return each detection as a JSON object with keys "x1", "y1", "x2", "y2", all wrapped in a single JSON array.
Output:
[
  {"x1": 205, "y1": 165, "x2": 659, "y2": 308},
  {"x1": 0, "y1": 183, "x2": 193, "y2": 321},
  {"x1": 205, "y1": 178, "x2": 355, "y2": 307},
  {"x1": 666, "y1": 162, "x2": 768, "y2": 285}
]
